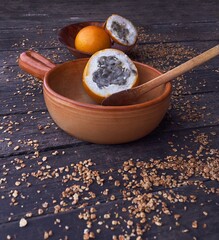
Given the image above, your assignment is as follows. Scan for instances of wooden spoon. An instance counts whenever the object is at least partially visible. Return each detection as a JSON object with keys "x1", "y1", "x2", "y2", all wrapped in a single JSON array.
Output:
[{"x1": 102, "y1": 45, "x2": 219, "y2": 106}]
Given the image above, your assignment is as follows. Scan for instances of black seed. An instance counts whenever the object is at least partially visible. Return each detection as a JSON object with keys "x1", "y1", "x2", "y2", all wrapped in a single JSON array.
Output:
[
  {"x1": 111, "y1": 21, "x2": 129, "y2": 44},
  {"x1": 92, "y1": 56, "x2": 132, "y2": 89}
]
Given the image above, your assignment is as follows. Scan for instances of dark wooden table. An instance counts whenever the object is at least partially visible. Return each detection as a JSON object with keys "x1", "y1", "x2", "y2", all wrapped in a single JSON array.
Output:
[{"x1": 0, "y1": 0, "x2": 219, "y2": 239}]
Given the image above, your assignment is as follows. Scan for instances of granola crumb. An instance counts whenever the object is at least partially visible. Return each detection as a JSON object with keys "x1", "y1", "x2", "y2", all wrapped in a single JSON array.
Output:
[
  {"x1": 192, "y1": 220, "x2": 198, "y2": 229},
  {"x1": 19, "y1": 218, "x2": 28, "y2": 227}
]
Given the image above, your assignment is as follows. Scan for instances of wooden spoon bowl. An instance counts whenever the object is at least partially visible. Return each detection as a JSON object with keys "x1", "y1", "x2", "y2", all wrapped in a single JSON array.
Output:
[
  {"x1": 58, "y1": 21, "x2": 136, "y2": 58},
  {"x1": 18, "y1": 51, "x2": 171, "y2": 144}
]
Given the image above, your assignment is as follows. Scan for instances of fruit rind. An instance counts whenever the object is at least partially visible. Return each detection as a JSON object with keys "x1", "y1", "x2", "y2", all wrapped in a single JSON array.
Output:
[
  {"x1": 105, "y1": 14, "x2": 138, "y2": 46},
  {"x1": 83, "y1": 48, "x2": 138, "y2": 103},
  {"x1": 75, "y1": 26, "x2": 111, "y2": 54}
]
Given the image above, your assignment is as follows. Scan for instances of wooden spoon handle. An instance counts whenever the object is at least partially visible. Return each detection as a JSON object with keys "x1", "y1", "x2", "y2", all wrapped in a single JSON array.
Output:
[
  {"x1": 138, "y1": 44, "x2": 219, "y2": 95},
  {"x1": 18, "y1": 50, "x2": 56, "y2": 81}
]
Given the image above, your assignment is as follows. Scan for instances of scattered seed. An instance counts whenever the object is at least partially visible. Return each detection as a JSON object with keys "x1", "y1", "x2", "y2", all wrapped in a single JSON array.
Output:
[
  {"x1": 19, "y1": 218, "x2": 28, "y2": 227},
  {"x1": 192, "y1": 220, "x2": 198, "y2": 229}
]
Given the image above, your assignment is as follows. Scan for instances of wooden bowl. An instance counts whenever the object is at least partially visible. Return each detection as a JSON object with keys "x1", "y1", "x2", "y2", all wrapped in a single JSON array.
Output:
[
  {"x1": 19, "y1": 51, "x2": 172, "y2": 144},
  {"x1": 58, "y1": 21, "x2": 136, "y2": 58}
]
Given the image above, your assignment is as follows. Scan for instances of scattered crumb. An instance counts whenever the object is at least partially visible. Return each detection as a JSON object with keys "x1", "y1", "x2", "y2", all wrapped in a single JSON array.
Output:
[{"x1": 19, "y1": 218, "x2": 28, "y2": 227}]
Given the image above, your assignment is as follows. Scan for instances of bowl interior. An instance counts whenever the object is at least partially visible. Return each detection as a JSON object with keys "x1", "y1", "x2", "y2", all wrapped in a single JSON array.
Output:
[
  {"x1": 58, "y1": 22, "x2": 135, "y2": 58},
  {"x1": 46, "y1": 59, "x2": 168, "y2": 107}
]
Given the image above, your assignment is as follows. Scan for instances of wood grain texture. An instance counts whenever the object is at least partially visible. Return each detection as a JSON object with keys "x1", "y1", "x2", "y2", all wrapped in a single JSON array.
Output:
[{"x1": 0, "y1": 0, "x2": 218, "y2": 239}]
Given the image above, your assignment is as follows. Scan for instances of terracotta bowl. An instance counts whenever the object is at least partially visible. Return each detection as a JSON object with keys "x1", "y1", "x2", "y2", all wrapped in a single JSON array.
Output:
[
  {"x1": 58, "y1": 21, "x2": 136, "y2": 58},
  {"x1": 18, "y1": 51, "x2": 172, "y2": 144}
]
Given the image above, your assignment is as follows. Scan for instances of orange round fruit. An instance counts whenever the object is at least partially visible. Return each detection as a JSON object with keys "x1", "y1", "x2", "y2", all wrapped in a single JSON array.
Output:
[{"x1": 75, "y1": 26, "x2": 111, "y2": 54}]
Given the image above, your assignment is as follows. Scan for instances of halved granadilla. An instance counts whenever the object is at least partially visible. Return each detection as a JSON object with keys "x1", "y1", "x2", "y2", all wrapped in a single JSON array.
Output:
[
  {"x1": 83, "y1": 48, "x2": 139, "y2": 103},
  {"x1": 105, "y1": 14, "x2": 138, "y2": 47}
]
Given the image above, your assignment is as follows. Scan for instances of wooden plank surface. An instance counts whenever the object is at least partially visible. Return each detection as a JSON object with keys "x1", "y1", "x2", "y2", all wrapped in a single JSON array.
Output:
[{"x1": 0, "y1": 0, "x2": 219, "y2": 239}]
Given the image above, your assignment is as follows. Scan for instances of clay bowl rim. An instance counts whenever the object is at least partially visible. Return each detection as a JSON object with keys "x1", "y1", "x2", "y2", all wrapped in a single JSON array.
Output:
[
  {"x1": 43, "y1": 58, "x2": 172, "y2": 112},
  {"x1": 58, "y1": 21, "x2": 136, "y2": 57}
]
